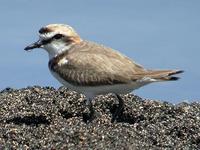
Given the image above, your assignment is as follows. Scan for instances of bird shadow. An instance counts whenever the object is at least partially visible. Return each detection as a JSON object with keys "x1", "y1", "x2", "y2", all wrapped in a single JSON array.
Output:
[
  {"x1": 6, "y1": 115, "x2": 50, "y2": 126},
  {"x1": 59, "y1": 110, "x2": 74, "y2": 120},
  {"x1": 59, "y1": 109, "x2": 94, "y2": 123},
  {"x1": 110, "y1": 104, "x2": 145, "y2": 124}
]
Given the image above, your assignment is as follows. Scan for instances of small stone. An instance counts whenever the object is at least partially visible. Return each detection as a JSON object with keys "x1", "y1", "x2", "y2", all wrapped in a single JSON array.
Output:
[{"x1": 0, "y1": 86, "x2": 199, "y2": 149}]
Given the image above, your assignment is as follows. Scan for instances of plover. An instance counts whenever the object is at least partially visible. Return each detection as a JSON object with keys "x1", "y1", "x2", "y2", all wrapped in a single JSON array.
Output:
[{"x1": 24, "y1": 24, "x2": 183, "y2": 122}]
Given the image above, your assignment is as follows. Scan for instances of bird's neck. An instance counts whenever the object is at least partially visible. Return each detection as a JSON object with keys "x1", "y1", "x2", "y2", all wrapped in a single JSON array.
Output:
[{"x1": 44, "y1": 42, "x2": 73, "y2": 59}]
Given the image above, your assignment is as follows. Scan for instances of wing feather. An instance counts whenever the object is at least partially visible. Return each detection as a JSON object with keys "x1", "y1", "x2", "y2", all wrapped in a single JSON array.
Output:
[{"x1": 50, "y1": 41, "x2": 147, "y2": 86}]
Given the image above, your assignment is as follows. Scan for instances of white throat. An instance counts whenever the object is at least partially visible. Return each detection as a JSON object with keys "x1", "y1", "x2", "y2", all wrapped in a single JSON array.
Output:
[{"x1": 43, "y1": 41, "x2": 72, "y2": 59}]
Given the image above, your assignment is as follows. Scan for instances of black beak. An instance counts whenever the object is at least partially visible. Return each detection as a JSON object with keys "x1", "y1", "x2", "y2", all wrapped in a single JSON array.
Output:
[{"x1": 24, "y1": 40, "x2": 43, "y2": 51}]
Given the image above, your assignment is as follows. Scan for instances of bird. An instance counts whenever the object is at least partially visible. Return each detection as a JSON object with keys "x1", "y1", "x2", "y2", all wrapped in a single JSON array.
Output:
[{"x1": 24, "y1": 24, "x2": 183, "y2": 122}]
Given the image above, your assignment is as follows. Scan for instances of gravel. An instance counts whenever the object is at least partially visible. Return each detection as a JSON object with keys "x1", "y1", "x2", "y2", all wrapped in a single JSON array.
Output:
[{"x1": 0, "y1": 86, "x2": 199, "y2": 149}]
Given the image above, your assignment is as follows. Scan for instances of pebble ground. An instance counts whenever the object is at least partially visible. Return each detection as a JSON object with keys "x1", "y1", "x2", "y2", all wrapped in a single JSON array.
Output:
[{"x1": 0, "y1": 86, "x2": 199, "y2": 149}]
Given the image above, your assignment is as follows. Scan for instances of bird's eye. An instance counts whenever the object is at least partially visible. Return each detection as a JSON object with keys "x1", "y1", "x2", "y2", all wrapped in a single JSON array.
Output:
[{"x1": 53, "y1": 34, "x2": 64, "y2": 39}]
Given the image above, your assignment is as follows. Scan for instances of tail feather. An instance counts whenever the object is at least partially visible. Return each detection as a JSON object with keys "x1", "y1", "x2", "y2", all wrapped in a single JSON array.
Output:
[{"x1": 145, "y1": 70, "x2": 184, "y2": 81}]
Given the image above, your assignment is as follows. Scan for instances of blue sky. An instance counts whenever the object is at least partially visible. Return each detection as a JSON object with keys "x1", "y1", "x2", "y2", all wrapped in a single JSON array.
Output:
[{"x1": 0, "y1": 0, "x2": 200, "y2": 103}]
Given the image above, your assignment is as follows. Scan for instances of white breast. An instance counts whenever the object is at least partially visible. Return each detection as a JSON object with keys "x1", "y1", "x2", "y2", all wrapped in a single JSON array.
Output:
[{"x1": 49, "y1": 69, "x2": 150, "y2": 100}]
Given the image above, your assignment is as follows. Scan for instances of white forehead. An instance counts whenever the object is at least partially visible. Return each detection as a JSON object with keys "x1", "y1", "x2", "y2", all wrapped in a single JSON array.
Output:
[
  {"x1": 47, "y1": 24, "x2": 72, "y2": 29},
  {"x1": 38, "y1": 24, "x2": 78, "y2": 40},
  {"x1": 39, "y1": 32, "x2": 56, "y2": 40}
]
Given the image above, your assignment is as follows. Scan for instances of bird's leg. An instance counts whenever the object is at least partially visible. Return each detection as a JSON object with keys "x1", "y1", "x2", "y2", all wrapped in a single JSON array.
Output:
[
  {"x1": 85, "y1": 98, "x2": 95, "y2": 122},
  {"x1": 111, "y1": 94, "x2": 124, "y2": 123}
]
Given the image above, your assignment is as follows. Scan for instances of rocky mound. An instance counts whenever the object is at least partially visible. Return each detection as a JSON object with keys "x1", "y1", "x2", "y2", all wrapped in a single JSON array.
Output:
[{"x1": 0, "y1": 86, "x2": 199, "y2": 149}]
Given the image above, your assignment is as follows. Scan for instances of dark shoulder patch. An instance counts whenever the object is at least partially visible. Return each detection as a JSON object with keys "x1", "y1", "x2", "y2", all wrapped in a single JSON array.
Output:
[
  {"x1": 48, "y1": 51, "x2": 69, "y2": 71},
  {"x1": 48, "y1": 58, "x2": 57, "y2": 71}
]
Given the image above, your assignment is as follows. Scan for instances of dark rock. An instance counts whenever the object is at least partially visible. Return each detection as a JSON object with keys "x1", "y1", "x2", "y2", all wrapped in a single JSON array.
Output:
[{"x1": 0, "y1": 86, "x2": 199, "y2": 149}]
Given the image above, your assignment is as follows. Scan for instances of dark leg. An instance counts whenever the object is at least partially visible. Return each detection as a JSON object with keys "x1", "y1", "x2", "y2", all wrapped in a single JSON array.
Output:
[
  {"x1": 111, "y1": 94, "x2": 124, "y2": 123},
  {"x1": 85, "y1": 99, "x2": 95, "y2": 122}
]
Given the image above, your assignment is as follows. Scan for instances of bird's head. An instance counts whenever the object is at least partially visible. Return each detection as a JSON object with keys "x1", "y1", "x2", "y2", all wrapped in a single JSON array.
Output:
[{"x1": 24, "y1": 24, "x2": 82, "y2": 58}]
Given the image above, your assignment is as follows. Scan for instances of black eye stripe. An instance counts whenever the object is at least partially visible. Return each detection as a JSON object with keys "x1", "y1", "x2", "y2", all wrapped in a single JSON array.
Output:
[
  {"x1": 53, "y1": 34, "x2": 64, "y2": 39},
  {"x1": 41, "y1": 34, "x2": 64, "y2": 45}
]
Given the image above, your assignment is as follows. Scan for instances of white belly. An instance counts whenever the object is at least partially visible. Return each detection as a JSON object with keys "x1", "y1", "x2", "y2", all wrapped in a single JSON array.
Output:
[{"x1": 50, "y1": 70, "x2": 149, "y2": 99}]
